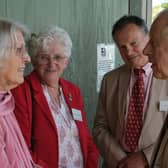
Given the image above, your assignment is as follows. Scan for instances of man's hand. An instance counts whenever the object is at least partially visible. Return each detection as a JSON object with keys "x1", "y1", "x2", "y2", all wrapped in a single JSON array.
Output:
[{"x1": 117, "y1": 151, "x2": 148, "y2": 168}]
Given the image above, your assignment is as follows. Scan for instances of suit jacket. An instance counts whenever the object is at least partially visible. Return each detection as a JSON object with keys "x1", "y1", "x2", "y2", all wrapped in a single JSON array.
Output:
[
  {"x1": 11, "y1": 70, "x2": 98, "y2": 168},
  {"x1": 93, "y1": 64, "x2": 168, "y2": 168},
  {"x1": 151, "y1": 116, "x2": 168, "y2": 168}
]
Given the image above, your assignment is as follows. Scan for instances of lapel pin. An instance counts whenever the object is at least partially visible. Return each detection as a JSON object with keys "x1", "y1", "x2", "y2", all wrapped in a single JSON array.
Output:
[{"x1": 68, "y1": 93, "x2": 72, "y2": 101}]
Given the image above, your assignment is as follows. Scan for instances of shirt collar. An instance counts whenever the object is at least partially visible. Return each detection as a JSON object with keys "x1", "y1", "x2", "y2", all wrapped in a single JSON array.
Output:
[
  {"x1": 142, "y1": 63, "x2": 153, "y2": 76},
  {"x1": 131, "y1": 63, "x2": 152, "y2": 77}
]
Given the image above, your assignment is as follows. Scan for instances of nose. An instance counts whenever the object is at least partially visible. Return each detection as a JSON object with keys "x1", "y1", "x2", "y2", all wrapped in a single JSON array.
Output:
[
  {"x1": 125, "y1": 46, "x2": 134, "y2": 56},
  {"x1": 23, "y1": 51, "x2": 31, "y2": 63},
  {"x1": 47, "y1": 57, "x2": 57, "y2": 67}
]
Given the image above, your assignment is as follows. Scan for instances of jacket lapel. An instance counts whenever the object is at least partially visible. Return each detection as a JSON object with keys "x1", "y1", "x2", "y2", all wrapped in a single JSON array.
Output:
[
  {"x1": 60, "y1": 79, "x2": 73, "y2": 111},
  {"x1": 118, "y1": 66, "x2": 131, "y2": 129},
  {"x1": 60, "y1": 79, "x2": 84, "y2": 139},
  {"x1": 142, "y1": 78, "x2": 167, "y2": 131},
  {"x1": 28, "y1": 71, "x2": 57, "y2": 131}
]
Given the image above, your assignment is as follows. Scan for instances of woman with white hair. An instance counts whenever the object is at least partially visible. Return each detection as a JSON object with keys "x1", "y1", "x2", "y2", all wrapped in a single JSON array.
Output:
[
  {"x1": 12, "y1": 26, "x2": 98, "y2": 168},
  {"x1": 0, "y1": 19, "x2": 41, "y2": 167}
]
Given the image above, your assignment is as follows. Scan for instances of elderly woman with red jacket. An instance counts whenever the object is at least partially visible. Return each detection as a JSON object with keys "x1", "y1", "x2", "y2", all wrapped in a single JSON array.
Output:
[{"x1": 12, "y1": 26, "x2": 98, "y2": 168}]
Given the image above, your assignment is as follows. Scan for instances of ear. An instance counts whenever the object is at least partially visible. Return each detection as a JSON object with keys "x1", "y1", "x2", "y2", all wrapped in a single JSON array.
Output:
[{"x1": 64, "y1": 58, "x2": 70, "y2": 69}]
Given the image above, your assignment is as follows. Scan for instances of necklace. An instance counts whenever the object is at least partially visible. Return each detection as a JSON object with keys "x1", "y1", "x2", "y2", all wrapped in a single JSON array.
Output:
[
  {"x1": 47, "y1": 86, "x2": 61, "y2": 107},
  {"x1": 43, "y1": 84, "x2": 74, "y2": 139}
]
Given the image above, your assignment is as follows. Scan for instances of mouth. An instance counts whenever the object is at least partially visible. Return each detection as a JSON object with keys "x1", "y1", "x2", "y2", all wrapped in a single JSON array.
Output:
[
  {"x1": 128, "y1": 55, "x2": 139, "y2": 61},
  {"x1": 19, "y1": 67, "x2": 25, "y2": 73},
  {"x1": 46, "y1": 69, "x2": 57, "y2": 72}
]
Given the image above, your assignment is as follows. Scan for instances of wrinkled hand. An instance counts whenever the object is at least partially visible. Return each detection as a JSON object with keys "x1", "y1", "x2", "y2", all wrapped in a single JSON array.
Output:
[{"x1": 117, "y1": 151, "x2": 148, "y2": 168}]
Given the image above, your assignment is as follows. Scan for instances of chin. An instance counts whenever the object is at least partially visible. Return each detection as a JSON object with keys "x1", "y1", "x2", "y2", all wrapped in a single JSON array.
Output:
[
  {"x1": 153, "y1": 71, "x2": 168, "y2": 79},
  {"x1": 19, "y1": 78, "x2": 24, "y2": 84},
  {"x1": 16, "y1": 77, "x2": 24, "y2": 85}
]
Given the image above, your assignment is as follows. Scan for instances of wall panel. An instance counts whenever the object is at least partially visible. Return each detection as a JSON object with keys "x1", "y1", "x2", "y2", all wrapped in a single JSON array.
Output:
[{"x1": 0, "y1": 0, "x2": 128, "y2": 130}]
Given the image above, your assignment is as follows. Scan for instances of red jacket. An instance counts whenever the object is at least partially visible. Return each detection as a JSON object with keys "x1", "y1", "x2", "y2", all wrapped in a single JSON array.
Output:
[{"x1": 11, "y1": 71, "x2": 98, "y2": 168}]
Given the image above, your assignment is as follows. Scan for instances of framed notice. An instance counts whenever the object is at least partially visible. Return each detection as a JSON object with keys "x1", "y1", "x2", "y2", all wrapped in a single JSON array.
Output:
[{"x1": 97, "y1": 43, "x2": 115, "y2": 92}]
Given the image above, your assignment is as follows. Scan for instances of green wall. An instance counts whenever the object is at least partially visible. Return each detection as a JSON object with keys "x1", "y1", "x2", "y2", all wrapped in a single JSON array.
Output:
[
  {"x1": 0, "y1": 0, "x2": 129, "y2": 130},
  {"x1": 129, "y1": 0, "x2": 142, "y2": 16}
]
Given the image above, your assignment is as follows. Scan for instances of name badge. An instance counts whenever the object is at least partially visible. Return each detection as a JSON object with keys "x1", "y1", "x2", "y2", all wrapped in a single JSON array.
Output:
[
  {"x1": 159, "y1": 100, "x2": 168, "y2": 111},
  {"x1": 72, "y1": 108, "x2": 83, "y2": 121}
]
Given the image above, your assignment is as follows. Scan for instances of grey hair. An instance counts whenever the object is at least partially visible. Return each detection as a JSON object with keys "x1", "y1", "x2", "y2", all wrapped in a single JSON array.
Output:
[
  {"x1": 0, "y1": 18, "x2": 28, "y2": 61},
  {"x1": 156, "y1": 9, "x2": 168, "y2": 39},
  {"x1": 29, "y1": 26, "x2": 72, "y2": 62}
]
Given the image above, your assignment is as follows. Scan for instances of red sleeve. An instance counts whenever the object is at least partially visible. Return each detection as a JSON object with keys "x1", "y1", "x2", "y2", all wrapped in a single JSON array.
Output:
[
  {"x1": 77, "y1": 89, "x2": 99, "y2": 168},
  {"x1": 11, "y1": 82, "x2": 32, "y2": 149},
  {"x1": 11, "y1": 83, "x2": 49, "y2": 168}
]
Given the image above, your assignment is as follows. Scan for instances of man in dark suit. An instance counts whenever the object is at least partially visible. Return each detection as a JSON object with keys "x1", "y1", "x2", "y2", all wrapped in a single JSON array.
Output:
[{"x1": 93, "y1": 15, "x2": 168, "y2": 168}]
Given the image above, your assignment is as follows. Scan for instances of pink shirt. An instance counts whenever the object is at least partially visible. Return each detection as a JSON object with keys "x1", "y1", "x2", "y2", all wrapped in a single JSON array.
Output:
[
  {"x1": 126, "y1": 63, "x2": 153, "y2": 118},
  {"x1": 123, "y1": 63, "x2": 153, "y2": 152},
  {"x1": 0, "y1": 91, "x2": 41, "y2": 168}
]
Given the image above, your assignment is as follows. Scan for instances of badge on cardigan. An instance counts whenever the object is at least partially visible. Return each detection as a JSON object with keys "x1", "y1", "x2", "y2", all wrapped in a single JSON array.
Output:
[
  {"x1": 72, "y1": 108, "x2": 82, "y2": 121},
  {"x1": 159, "y1": 100, "x2": 168, "y2": 111}
]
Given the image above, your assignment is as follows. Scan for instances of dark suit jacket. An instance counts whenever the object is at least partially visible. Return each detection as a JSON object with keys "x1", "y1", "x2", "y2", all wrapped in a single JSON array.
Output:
[
  {"x1": 93, "y1": 64, "x2": 168, "y2": 168},
  {"x1": 12, "y1": 70, "x2": 98, "y2": 168}
]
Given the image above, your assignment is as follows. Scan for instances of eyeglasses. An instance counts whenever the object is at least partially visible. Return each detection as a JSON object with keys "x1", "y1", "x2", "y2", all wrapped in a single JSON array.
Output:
[{"x1": 37, "y1": 54, "x2": 67, "y2": 64}]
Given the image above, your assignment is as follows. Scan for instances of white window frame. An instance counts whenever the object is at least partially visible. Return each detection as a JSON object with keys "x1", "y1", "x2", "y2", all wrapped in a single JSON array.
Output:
[{"x1": 141, "y1": 0, "x2": 152, "y2": 27}]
